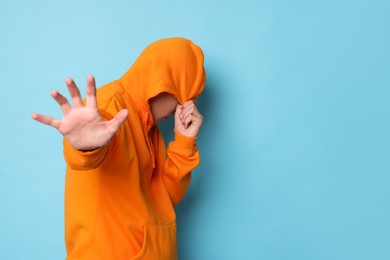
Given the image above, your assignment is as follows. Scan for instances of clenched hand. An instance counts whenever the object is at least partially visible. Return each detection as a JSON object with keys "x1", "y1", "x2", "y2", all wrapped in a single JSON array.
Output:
[{"x1": 174, "y1": 101, "x2": 203, "y2": 138}]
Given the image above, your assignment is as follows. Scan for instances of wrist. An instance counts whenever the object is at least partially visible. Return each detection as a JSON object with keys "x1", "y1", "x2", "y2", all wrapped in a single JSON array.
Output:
[{"x1": 173, "y1": 130, "x2": 197, "y2": 148}]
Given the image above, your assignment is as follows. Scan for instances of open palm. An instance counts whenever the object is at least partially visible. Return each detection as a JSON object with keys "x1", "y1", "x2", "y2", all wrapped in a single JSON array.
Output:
[{"x1": 32, "y1": 75, "x2": 128, "y2": 151}]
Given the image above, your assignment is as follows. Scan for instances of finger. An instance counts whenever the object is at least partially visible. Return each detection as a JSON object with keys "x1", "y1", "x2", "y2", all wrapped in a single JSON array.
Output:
[
  {"x1": 85, "y1": 75, "x2": 98, "y2": 108},
  {"x1": 183, "y1": 114, "x2": 192, "y2": 128},
  {"x1": 182, "y1": 100, "x2": 195, "y2": 107},
  {"x1": 174, "y1": 105, "x2": 185, "y2": 128},
  {"x1": 180, "y1": 103, "x2": 194, "y2": 128},
  {"x1": 181, "y1": 105, "x2": 198, "y2": 122},
  {"x1": 51, "y1": 90, "x2": 71, "y2": 115},
  {"x1": 181, "y1": 100, "x2": 196, "y2": 110},
  {"x1": 180, "y1": 103, "x2": 201, "y2": 123},
  {"x1": 65, "y1": 78, "x2": 84, "y2": 108},
  {"x1": 31, "y1": 112, "x2": 61, "y2": 129},
  {"x1": 180, "y1": 100, "x2": 194, "y2": 115},
  {"x1": 184, "y1": 113, "x2": 203, "y2": 129}
]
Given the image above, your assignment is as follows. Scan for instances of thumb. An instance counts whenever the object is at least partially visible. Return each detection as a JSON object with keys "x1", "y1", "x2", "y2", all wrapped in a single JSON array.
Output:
[
  {"x1": 174, "y1": 104, "x2": 182, "y2": 121},
  {"x1": 108, "y1": 109, "x2": 128, "y2": 132},
  {"x1": 116, "y1": 109, "x2": 128, "y2": 123},
  {"x1": 174, "y1": 105, "x2": 184, "y2": 131}
]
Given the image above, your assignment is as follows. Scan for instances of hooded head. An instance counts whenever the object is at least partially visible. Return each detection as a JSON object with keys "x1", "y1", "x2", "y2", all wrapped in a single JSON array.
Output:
[{"x1": 118, "y1": 37, "x2": 206, "y2": 124}]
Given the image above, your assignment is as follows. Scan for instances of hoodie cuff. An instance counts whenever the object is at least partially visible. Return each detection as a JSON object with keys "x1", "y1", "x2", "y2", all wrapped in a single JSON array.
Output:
[
  {"x1": 172, "y1": 130, "x2": 197, "y2": 151},
  {"x1": 63, "y1": 139, "x2": 108, "y2": 170}
]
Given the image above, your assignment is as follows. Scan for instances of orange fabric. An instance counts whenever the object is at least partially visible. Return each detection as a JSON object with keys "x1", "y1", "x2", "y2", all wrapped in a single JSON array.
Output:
[{"x1": 63, "y1": 38, "x2": 206, "y2": 259}]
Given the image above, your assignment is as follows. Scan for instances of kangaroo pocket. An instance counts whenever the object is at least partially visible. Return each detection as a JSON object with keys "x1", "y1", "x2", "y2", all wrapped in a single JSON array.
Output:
[{"x1": 131, "y1": 223, "x2": 178, "y2": 260}]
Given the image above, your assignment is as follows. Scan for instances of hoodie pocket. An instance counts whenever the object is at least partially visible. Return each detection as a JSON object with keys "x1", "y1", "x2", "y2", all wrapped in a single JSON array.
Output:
[{"x1": 131, "y1": 223, "x2": 178, "y2": 260}]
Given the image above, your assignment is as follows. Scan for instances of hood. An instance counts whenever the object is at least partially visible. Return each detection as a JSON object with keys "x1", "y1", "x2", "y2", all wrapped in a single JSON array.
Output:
[{"x1": 117, "y1": 37, "x2": 206, "y2": 123}]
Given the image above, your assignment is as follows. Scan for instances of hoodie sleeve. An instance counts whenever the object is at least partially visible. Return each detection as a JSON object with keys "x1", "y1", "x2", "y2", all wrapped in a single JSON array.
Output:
[
  {"x1": 63, "y1": 137, "x2": 114, "y2": 171},
  {"x1": 162, "y1": 130, "x2": 200, "y2": 206},
  {"x1": 63, "y1": 108, "x2": 118, "y2": 171}
]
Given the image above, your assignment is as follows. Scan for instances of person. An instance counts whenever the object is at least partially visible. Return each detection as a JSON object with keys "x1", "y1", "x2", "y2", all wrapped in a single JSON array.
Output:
[{"x1": 31, "y1": 37, "x2": 206, "y2": 259}]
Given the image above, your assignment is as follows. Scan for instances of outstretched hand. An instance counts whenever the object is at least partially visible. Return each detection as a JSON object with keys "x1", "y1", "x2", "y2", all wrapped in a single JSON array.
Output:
[
  {"x1": 174, "y1": 100, "x2": 203, "y2": 138},
  {"x1": 31, "y1": 75, "x2": 128, "y2": 151}
]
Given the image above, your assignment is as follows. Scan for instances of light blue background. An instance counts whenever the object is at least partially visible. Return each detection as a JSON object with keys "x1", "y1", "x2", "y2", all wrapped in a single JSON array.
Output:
[{"x1": 1, "y1": 0, "x2": 389, "y2": 259}]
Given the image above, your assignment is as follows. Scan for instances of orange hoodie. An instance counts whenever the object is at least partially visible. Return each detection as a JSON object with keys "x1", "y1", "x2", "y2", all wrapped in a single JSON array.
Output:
[{"x1": 63, "y1": 38, "x2": 206, "y2": 259}]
